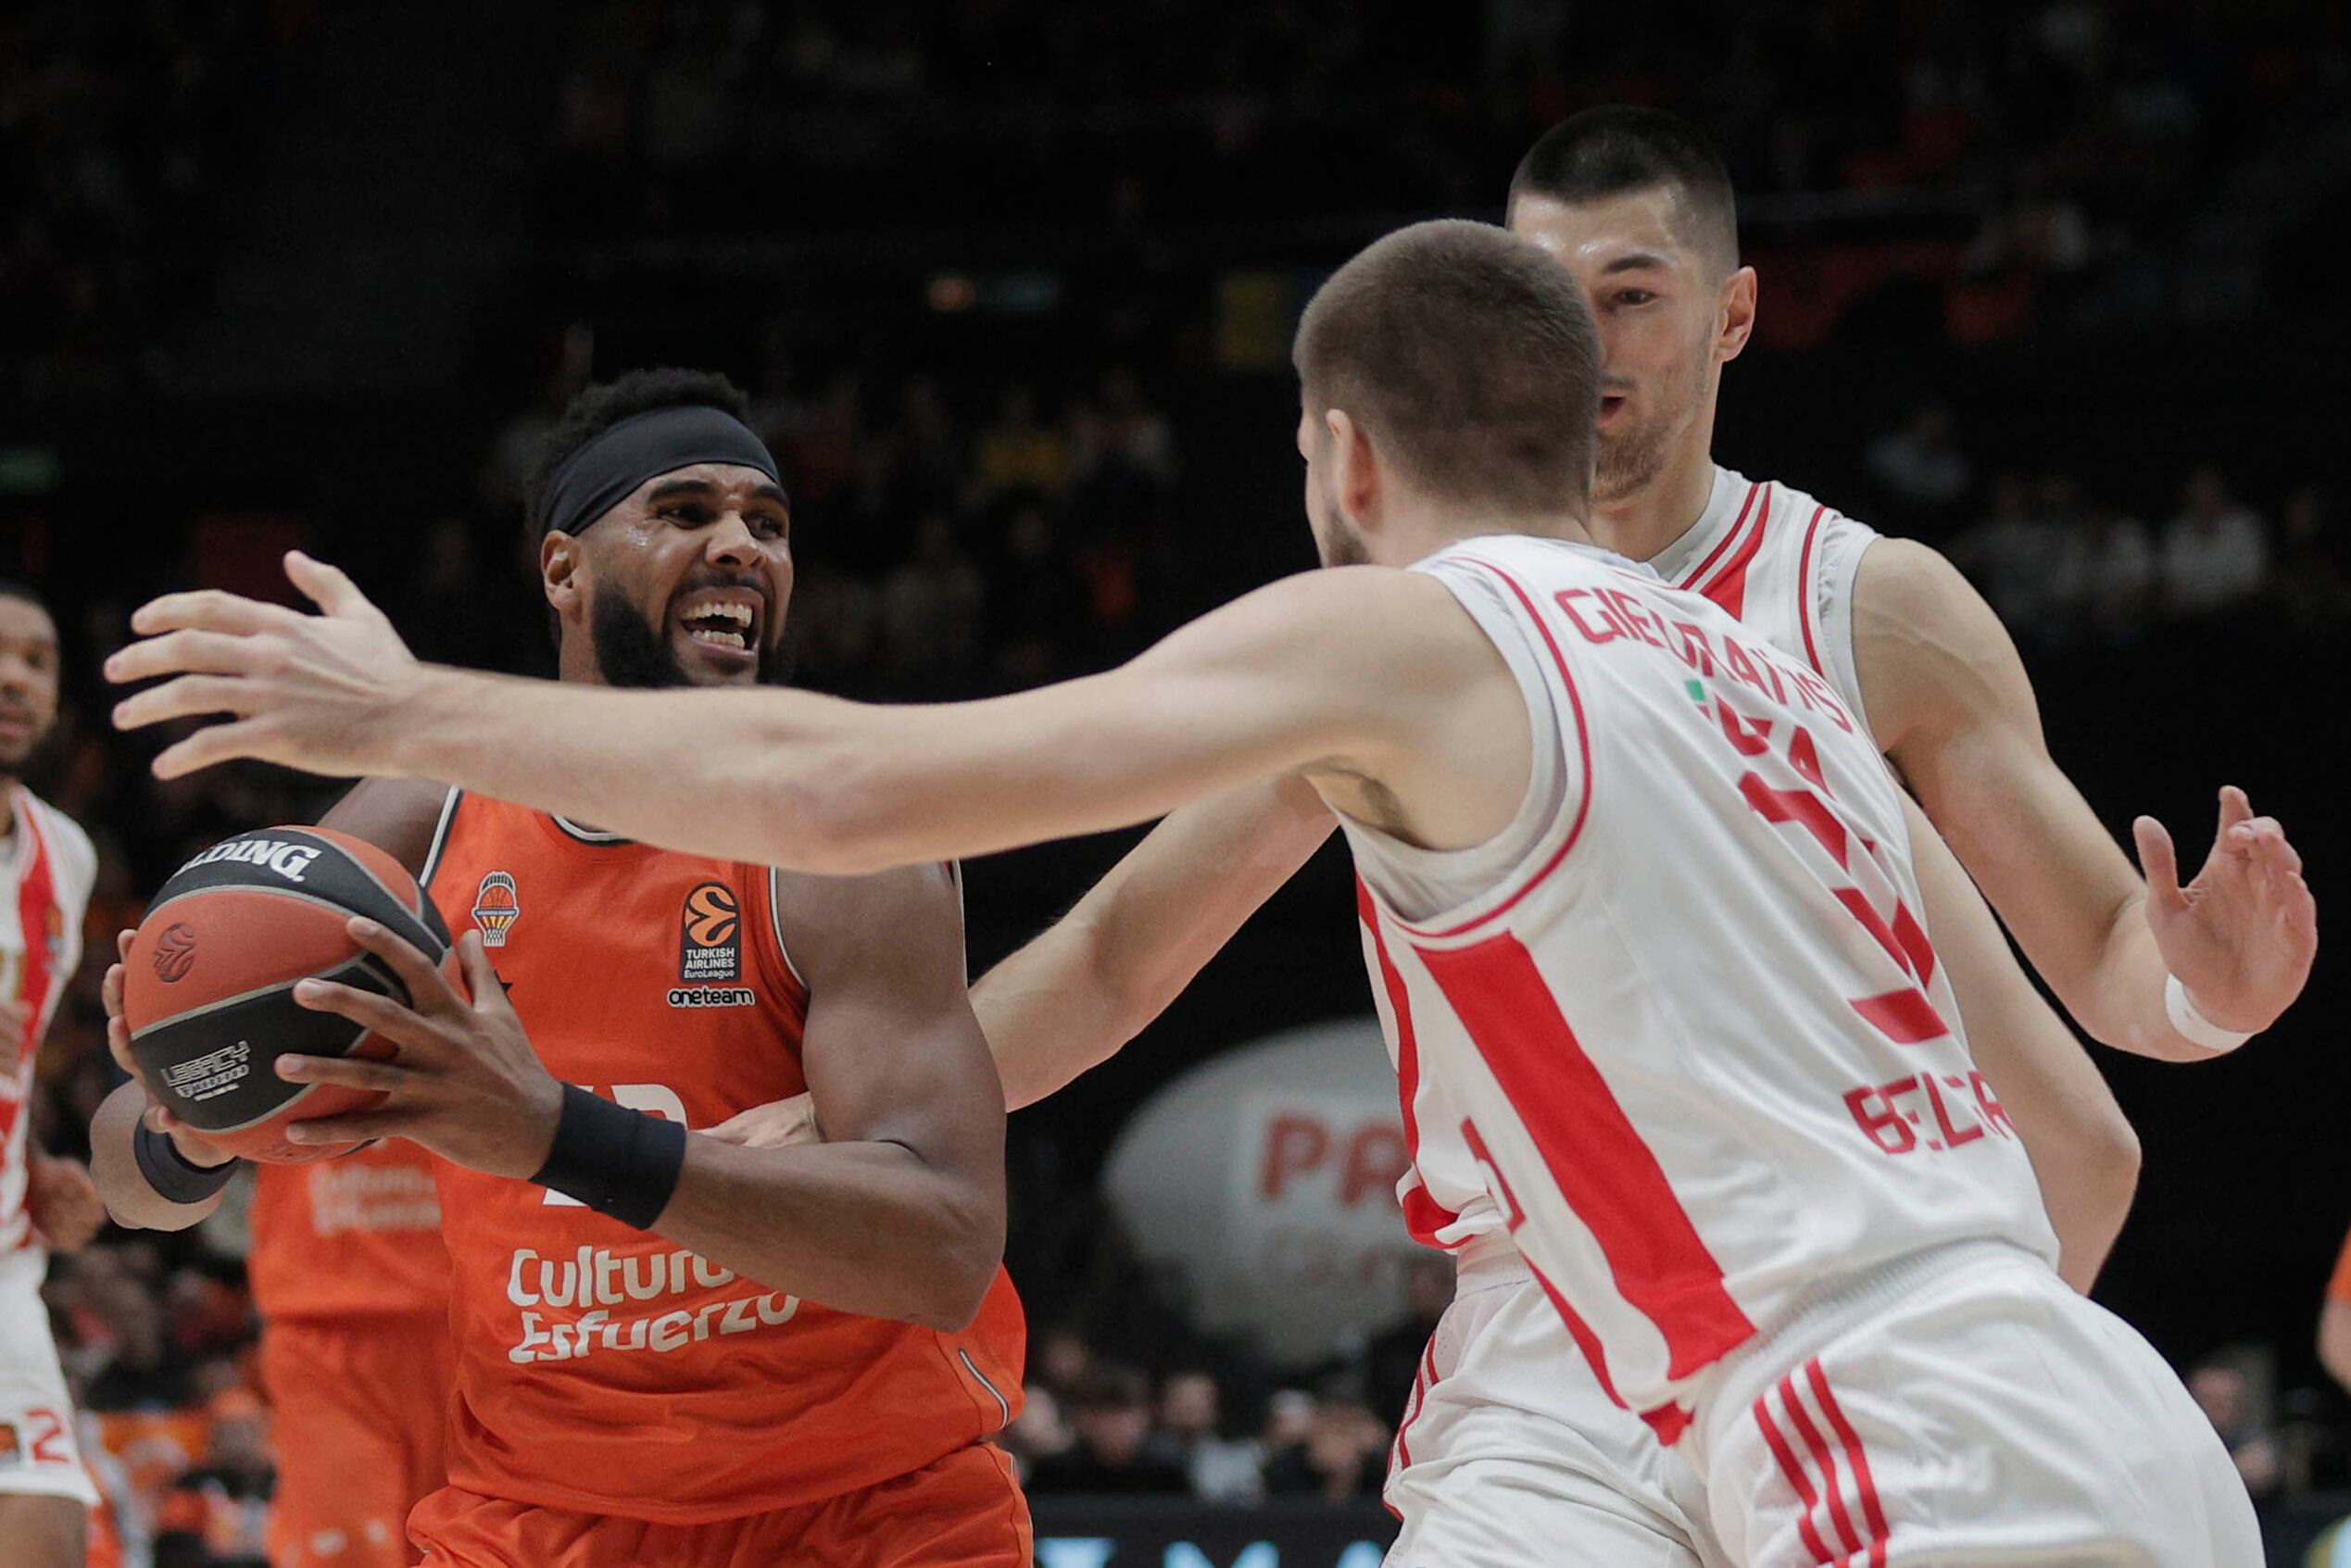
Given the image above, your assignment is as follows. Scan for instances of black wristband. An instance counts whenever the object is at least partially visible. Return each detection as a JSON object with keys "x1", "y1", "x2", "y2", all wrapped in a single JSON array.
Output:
[
  {"x1": 132, "y1": 1122, "x2": 239, "y2": 1205},
  {"x1": 529, "y1": 1084, "x2": 686, "y2": 1230}
]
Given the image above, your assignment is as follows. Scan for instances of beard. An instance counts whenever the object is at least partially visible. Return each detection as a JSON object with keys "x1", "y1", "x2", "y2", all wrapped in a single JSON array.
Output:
[
  {"x1": 590, "y1": 588, "x2": 793, "y2": 690},
  {"x1": 1593, "y1": 413, "x2": 1677, "y2": 504},
  {"x1": 1317, "y1": 519, "x2": 1371, "y2": 569}
]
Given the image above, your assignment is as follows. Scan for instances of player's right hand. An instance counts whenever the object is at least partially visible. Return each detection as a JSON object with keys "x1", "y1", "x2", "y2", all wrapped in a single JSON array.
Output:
[{"x1": 104, "y1": 928, "x2": 234, "y2": 1169}]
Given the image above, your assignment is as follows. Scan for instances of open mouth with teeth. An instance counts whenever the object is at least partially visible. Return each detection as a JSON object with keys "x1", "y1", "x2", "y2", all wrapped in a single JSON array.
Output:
[{"x1": 672, "y1": 586, "x2": 765, "y2": 665}]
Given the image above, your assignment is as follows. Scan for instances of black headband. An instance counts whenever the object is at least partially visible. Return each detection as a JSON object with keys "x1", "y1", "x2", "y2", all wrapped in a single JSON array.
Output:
[{"x1": 537, "y1": 405, "x2": 784, "y2": 541}]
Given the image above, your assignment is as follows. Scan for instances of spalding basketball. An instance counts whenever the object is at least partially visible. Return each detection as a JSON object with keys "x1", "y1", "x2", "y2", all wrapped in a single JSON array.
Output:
[{"x1": 122, "y1": 826, "x2": 456, "y2": 1164}]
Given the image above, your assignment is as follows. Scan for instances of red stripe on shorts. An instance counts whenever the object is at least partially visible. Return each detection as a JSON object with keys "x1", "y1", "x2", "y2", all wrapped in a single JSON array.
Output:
[
  {"x1": 1809, "y1": 1360, "x2": 1892, "y2": 1556},
  {"x1": 1754, "y1": 1391, "x2": 1838, "y2": 1565},
  {"x1": 1780, "y1": 1372, "x2": 1865, "y2": 1557}
]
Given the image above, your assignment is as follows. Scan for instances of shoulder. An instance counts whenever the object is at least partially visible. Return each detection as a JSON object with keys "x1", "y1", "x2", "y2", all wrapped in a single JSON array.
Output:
[
  {"x1": 1850, "y1": 538, "x2": 2035, "y2": 747},
  {"x1": 318, "y1": 778, "x2": 457, "y2": 879},
  {"x1": 771, "y1": 861, "x2": 965, "y2": 982},
  {"x1": 1853, "y1": 537, "x2": 1993, "y2": 630}
]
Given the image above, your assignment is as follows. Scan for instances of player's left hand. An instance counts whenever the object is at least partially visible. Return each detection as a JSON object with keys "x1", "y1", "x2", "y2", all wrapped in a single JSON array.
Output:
[
  {"x1": 2132, "y1": 785, "x2": 2317, "y2": 1034},
  {"x1": 275, "y1": 921, "x2": 565, "y2": 1180},
  {"x1": 27, "y1": 1155, "x2": 107, "y2": 1251},
  {"x1": 104, "y1": 551, "x2": 422, "y2": 781}
]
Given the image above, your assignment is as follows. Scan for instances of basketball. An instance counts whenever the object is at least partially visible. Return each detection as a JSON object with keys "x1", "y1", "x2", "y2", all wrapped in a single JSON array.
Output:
[{"x1": 120, "y1": 826, "x2": 457, "y2": 1164}]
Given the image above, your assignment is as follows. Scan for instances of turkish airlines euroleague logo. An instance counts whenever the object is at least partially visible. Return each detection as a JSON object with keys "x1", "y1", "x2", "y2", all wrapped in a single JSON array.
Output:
[
  {"x1": 679, "y1": 882, "x2": 741, "y2": 984},
  {"x1": 151, "y1": 922, "x2": 199, "y2": 983},
  {"x1": 472, "y1": 872, "x2": 521, "y2": 947}
]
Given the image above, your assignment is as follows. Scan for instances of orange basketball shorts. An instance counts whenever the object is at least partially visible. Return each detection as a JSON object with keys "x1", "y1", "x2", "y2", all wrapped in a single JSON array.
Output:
[
  {"x1": 408, "y1": 1441, "x2": 1031, "y2": 1568},
  {"x1": 260, "y1": 1313, "x2": 453, "y2": 1568}
]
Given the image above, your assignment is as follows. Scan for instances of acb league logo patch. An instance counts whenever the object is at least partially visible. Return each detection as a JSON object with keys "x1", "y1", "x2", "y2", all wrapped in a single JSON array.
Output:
[{"x1": 680, "y1": 882, "x2": 741, "y2": 984}]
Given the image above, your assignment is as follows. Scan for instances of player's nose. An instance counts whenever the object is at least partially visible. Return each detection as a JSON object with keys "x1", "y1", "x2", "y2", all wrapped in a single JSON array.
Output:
[{"x1": 705, "y1": 512, "x2": 761, "y2": 564}]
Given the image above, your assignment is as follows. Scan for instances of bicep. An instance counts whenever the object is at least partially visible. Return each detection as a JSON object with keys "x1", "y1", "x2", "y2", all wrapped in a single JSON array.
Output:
[
  {"x1": 782, "y1": 865, "x2": 1003, "y2": 1173},
  {"x1": 1858, "y1": 542, "x2": 2141, "y2": 1006}
]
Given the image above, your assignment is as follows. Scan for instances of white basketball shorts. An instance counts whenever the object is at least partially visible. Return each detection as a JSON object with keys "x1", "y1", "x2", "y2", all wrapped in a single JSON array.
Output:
[
  {"x1": 1691, "y1": 1241, "x2": 2260, "y2": 1568},
  {"x1": 0, "y1": 1248, "x2": 96, "y2": 1507},
  {"x1": 1384, "y1": 1237, "x2": 1721, "y2": 1568}
]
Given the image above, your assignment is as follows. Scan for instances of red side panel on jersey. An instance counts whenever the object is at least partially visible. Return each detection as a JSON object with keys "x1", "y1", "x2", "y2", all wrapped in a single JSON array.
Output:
[
  {"x1": 1417, "y1": 932, "x2": 1755, "y2": 1379},
  {"x1": 1356, "y1": 879, "x2": 1460, "y2": 1245}
]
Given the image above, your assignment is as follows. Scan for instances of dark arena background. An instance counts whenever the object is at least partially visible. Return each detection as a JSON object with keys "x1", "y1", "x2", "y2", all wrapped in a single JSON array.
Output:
[{"x1": 4, "y1": 2, "x2": 2348, "y2": 1564}]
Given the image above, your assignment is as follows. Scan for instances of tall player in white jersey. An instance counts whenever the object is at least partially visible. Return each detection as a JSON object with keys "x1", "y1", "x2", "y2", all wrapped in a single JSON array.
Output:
[
  {"x1": 0, "y1": 582, "x2": 107, "y2": 1568},
  {"x1": 110, "y1": 220, "x2": 2272, "y2": 1565}
]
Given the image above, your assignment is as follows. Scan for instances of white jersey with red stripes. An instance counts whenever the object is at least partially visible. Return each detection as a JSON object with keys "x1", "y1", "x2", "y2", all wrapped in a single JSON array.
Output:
[
  {"x1": 1651, "y1": 466, "x2": 1880, "y2": 739},
  {"x1": 1340, "y1": 533, "x2": 2056, "y2": 1430},
  {"x1": 0, "y1": 786, "x2": 96, "y2": 1252}
]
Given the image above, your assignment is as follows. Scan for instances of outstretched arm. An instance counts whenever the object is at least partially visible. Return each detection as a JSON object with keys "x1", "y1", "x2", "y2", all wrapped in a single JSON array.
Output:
[
  {"x1": 1857, "y1": 540, "x2": 2315, "y2": 1060},
  {"x1": 109, "y1": 553, "x2": 1511, "y2": 876},
  {"x1": 1900, "y1": 792, "x2": 2137, "y2": 1289},
  {"x1": 976, "y1": 777, "x2": 1335, "y2": 1110}
]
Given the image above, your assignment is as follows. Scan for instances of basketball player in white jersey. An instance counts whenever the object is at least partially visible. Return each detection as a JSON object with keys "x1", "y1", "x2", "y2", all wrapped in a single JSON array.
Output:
[
  {"x1": 736, "y1": 109, "x2": 2321, "y2": 1568},
  {"x1": 106, "y1": 220, "x2": 2279, "y2": 1565},
  {"x1": 0, "y1": 581, "x2": 107, "y2": 1568}
]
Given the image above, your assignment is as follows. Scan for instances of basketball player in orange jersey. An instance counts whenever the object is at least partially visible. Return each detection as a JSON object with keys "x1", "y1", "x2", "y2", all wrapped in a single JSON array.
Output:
[
  {"x1": 103, "y1": 223, "x2": 2297, "y2": 1565},
  {"x1": 94, "y1": 933, "x2": 451, "y2": 1568},
  {"x1": 90, "y1": 369, "x2": 1029, "y2": 1568}
]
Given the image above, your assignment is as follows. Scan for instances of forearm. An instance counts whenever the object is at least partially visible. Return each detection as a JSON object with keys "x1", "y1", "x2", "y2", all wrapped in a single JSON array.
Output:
[
  {"x1": 975, "y1": 779, "x2": 1336, "y2": 1110},
  {"x1": 87, "y1": 1083, "x2": 230, "y2": 1233},
  {"x1": 2079, "y1": 898, "x2": 2226, "y2": 1062},
  {"x1": 653, "y1": 1135, "x2": 1002, "y2": 1332},
  {"x1": 395, "y1": 669, "x2": 853, "y2": 868},
  {"x1": 975, "y1": 917, "x2": 1132, "y2": 1112}
]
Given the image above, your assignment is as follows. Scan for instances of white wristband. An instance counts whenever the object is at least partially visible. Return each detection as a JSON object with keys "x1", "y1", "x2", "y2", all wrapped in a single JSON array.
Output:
[{"x1": 2165, "y1": 974, "x2": 2256, "y2": 1055}]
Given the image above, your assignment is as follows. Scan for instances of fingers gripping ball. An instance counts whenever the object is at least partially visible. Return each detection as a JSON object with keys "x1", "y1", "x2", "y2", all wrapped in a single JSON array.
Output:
[{"x1": 122, "y1": 827, "x2": 459, "y2": 1163}]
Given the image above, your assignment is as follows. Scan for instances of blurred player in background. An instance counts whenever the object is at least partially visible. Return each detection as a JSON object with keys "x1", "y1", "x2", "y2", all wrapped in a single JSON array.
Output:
[
  {"x1": 0, "y1": 581, "x2": 107, "y2": 1568},
  {"x1": 92, "y1": 370, "x2": 1028, "y2": 1568},
  {"x1": 95, "y1": 930, "x2": 451, "y2": 1568}
]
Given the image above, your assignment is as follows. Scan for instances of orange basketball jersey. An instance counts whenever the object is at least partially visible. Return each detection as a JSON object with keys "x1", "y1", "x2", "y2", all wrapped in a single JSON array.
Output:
[
  {"x1": 246, "y1": 1142, "x2": 449, "y2": 1323},
  {"x1": 420, "y1": 794, "x2": 1025, "y2": 1524}
]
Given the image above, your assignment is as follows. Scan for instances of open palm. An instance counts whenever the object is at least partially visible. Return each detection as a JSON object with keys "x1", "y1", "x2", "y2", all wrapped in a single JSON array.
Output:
[{"x1": 2132, "y1": 786, "x2": 2317, "y2": 1034}]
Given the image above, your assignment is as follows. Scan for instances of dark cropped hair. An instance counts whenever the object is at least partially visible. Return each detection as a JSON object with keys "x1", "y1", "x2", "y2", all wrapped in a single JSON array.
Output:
[
  {"x1": 1294, "y1": 220, "x2": 1601, "y2": 516},
  {"x1": 1509, "y1": 107, "x2": 1739, "y2": 274}
]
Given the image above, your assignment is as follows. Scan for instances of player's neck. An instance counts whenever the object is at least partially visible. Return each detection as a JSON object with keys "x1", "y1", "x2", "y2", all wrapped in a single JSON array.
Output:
[
  {"x1": 1412, "y1": 509, "x2": 1593, "y2": 562},
  {"x1": 1590, "y1": 433, "x2": 1720, "y2": 565},
  {"x1": 0, "y1": 775, "x2": 18, "y2": 837}
]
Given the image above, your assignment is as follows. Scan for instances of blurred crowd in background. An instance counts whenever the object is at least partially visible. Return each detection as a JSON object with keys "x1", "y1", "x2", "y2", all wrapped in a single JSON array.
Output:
[{"x1": 6, "y1": 1, "x2": 2351, "y2": 1562}]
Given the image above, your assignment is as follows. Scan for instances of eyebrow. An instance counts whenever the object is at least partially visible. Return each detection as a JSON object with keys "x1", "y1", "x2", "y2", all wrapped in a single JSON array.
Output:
[
  {"x1": 1601, "y1": 252, "x2": 1672, "y2": 275},
  {"x1": 644, "y1": 476, "x2": 789, "y2": 510}
]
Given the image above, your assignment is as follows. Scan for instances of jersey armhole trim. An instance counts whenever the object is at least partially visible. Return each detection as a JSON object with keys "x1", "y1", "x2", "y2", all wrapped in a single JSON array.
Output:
[
  {"x1": 1385, "y1": 553, "x2": 1594, "y2": 944},
  {"x1": 419, "y1": 788, "x2": 463, "y2": 887},
  {"x1": 1795, "y1": 504, "x2": 1831, "y2": 675}
]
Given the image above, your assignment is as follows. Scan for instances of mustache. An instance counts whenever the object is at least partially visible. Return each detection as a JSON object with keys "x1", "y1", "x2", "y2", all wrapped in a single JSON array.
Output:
[{"x1": 669, "y1": 568, "x2": 771, "y2": 611}]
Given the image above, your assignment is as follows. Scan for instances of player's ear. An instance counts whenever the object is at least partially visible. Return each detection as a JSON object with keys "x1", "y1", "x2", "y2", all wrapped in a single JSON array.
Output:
[
  {"x1": 541, "y1": 532, "x2": 584, "y2": 620},
  {"x1": 1717, "y1": 264, "x2": 1758, "y2": 364},
  {"x1": 1327, "y1": 408, "x2": 1380, "y2": 531}
]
